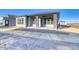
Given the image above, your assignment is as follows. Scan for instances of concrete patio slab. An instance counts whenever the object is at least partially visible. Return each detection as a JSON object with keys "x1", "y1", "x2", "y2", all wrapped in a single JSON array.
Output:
[{"x1": 0, "y1": 28, "x2": 79, "y2": 50}]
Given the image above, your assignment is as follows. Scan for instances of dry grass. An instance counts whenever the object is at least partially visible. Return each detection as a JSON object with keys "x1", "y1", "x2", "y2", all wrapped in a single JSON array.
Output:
[
  {"x1": 0, "y1": 26, "x2": 79, "y2": 34},
  {"x1": 0, "y1": 26, "x2": 20, "y2": 31},
  {"x1": 58, "y1": 27, "x2": 79, "y2": 33}
]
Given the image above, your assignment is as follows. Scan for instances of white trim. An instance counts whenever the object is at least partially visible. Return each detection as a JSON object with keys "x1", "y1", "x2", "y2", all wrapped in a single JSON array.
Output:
[
  {"x1": 39, "y1": 18, "x2": 41, "y2": 27},
  {"x1": 16, "y1": 17, "x2": 26, "y2": 27}
]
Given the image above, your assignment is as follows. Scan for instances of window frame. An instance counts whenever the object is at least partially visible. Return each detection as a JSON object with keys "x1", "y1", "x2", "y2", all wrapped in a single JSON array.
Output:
[{"x1": 17, "y1": 18, "x2": 24, "y2": 24}]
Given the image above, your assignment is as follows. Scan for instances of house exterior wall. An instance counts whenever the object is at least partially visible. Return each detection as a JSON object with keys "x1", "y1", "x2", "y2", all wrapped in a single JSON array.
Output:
[
  {"x1": 32, "y1": 16, "x2": 39, "y2": 27},
  {"x1": 32, "y1": 19, "x2": 38, "y2": 27},
  {"x1": 3, "y1": 15, "x2": 16, "y2": 26},
  {"x1": 32, "y1": 16, "x2": 42, "y2": 27},
  {"x1": 9, "y1": 19, "x2": 16, "y2": 26},
  {"x1": 28, "y1": 17, "x2": 33, "y2": 26}
]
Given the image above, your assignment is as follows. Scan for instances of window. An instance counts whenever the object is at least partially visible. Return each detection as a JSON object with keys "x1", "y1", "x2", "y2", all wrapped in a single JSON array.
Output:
[
  {"x1": 48, "y1": 19, "x2": 50, "y2": 24},
  {"x1": 17, "y1": 18, "x2": 24, "y2": 24},
  {"x1": 33, "y1": 19, "x2": 35, "y2": 24},
  {"x1": 21, "y1": 18, "x2": 24, "y2": 24},
  {"x1": 47, "y1": 19, "x2": 53, "y2": 24}
]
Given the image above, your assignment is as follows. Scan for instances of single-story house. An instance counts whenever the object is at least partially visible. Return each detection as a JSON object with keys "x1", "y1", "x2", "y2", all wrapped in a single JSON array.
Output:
[
  {"x1": 16, "y1": 12, "x2": 60, "y2": 29},
  {"x1": 3, "y1": 12, "x2": 60, "y2": 30}
]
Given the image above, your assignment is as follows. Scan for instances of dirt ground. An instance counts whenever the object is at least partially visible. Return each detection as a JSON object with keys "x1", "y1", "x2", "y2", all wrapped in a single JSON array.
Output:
[
  {"x1": 0, "y1": 26, "x2": 79, "y2": 34},
  {"x1": 58, "y1": 27, "x2": 79, "y2": 34},
  {"x1": 0, "y1": 26, "x2": 21, "y2": 32}
]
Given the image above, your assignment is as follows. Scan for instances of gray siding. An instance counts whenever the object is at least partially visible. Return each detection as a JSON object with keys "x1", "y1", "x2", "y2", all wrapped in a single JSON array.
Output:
[{"x1": 9, "y1": 19, "x2": 16, "y2": 26}]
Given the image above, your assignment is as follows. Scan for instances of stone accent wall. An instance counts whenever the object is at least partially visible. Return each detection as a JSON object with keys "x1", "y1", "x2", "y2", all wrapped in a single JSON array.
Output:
[
  {"x1": 53, "y1": 14, "x2": 59, "y2": 29},
  {"x1": 34, "y1": 16, "x2": 39, "y2": 27}
]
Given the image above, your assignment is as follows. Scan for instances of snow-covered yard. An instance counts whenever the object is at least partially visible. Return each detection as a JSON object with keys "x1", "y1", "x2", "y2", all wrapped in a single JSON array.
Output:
[{"x1": 0, "y1": 28, "x2": 79, "y2": 50}]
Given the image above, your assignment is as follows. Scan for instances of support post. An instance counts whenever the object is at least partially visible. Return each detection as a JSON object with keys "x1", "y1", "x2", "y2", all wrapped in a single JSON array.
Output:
[
  {"x1": 53, "y1": 14, "x2": 59, "y2": 30},
  {"x1": 35, "y1": 16, "x2": 39, "y2": 27},
  {"x1": 39, "y1": 18, "x2": 41, "y2": 27}
]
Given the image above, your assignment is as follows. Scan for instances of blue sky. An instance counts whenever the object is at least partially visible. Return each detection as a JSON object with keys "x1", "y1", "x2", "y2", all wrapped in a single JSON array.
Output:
[{"x1": 0, "y1": 9, "x2": 79, "y2": 22}]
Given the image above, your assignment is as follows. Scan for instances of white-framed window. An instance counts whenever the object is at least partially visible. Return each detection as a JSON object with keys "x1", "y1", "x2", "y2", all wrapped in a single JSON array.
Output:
[
  {"x1": 33, "y1": 19, "x2": 35, "y2": 24},
  {"x1": 46, "y1": 19, "x2": 53, "y2": 24},
  {"x1": 17, "y1": 18, "x2": 24, "y2": 24}
]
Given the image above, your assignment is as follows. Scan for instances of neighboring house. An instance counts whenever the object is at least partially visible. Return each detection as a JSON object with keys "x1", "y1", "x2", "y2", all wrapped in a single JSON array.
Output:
[
  {"x1": 0, "y1": 17, "x2": 4, "y2": 26},
  {"x1": 3, "y1": 12, "x2": 60, "y2": 30},
  {"x1": 59, "y1": 21, "x2": 67, "y2": 26},
  {"x1": 16, "y1": 12, "x2": 60, "y2": 29},
  {"x1": 3, "y1": 15, "x2": 16, "y2": 26},
  {"x1": 0, "y1": 20, "x2": 4, "y2": 26},
  {"x1": 58, "y1": 21, "x2": 71, "y2": 29}
]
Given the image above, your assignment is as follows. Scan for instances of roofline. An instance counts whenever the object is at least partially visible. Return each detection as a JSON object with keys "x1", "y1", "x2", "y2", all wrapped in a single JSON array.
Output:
[
  {"x1": 10, "y1": 12, "x2": 60, "y2": 17},
  {"x1": 16, "y1": 15, "x2": 28, "y2": 17},
  {"x1": 8, "y1": 15, "x2": 17, "y2": 16},
  {"x1": 29, "y1": 12, "x2": 60, "y2": 16}
]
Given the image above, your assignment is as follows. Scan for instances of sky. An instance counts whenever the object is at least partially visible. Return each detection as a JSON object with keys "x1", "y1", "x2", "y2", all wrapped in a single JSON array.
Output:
[{"x1": 0, "y1": 9, "x2": 79, "y2": 22}]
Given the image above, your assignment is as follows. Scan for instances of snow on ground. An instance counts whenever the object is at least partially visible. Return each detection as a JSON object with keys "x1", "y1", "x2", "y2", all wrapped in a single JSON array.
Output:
[{"x1": 0, "y1": 28, "x2": 79, "y2": 50}]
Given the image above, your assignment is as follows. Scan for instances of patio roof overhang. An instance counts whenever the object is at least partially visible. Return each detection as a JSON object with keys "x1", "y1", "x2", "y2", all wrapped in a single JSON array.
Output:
[{"x1": 29, "y1": 12, "x2": 60, "y2": 19}]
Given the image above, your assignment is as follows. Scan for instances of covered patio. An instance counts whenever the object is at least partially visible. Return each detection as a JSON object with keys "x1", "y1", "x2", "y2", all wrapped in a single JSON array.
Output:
[{"x1": 27, "y1": 12, "x2": 60, "y2": 30}]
